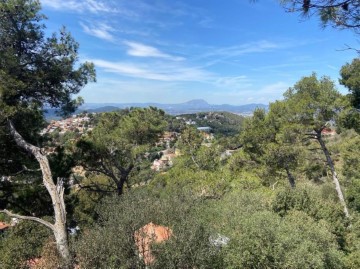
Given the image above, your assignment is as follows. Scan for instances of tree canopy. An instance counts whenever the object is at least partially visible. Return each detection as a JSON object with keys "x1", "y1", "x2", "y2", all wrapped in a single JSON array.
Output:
[
  {"x1": 76, "y1": 107, "x2": 167, "y2": 195},
  {"x1": 0, "y1": 0, "x2": 95, "y2": 265},
  {"x1": 279, "y1": 0, "x2": 360, "y2": 34},
  {"x1": 0, "y1": 0, "x2": 95, "y2": 120}
]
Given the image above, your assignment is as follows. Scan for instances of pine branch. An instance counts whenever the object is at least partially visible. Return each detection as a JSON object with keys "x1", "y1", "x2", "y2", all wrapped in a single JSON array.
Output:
[{"x1": 0, "y1": 209, "x2": 54, "y2": 231}]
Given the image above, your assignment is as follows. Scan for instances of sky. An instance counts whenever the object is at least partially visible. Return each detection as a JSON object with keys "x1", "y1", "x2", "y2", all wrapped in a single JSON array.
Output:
[{"x1": 39, "y1": 0, "x2": 359, "y2": 105}]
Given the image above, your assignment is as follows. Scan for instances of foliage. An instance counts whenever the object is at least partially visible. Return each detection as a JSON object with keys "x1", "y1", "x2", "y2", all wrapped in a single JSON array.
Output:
[
  {"x1": 279, "y1": 0, "x2": 360, "y2": 34},
  {"x1": 340, "y1": 133, "x2": 360, "y2": 212},
  {"x1": 0, "y1": 0, "x2": 95, "y2": 264},
  {"x1": 337, "y1": 58, "x2": 360, "y2": 133},
  {"x1": 75, "y1": 107, "x2": 167, "y2": 195},
  {"x1": 199, "y1": 188, "x2": 344, "y2": 269},
  {"x1": 74, "y1": 190, "x2": 219, "y2": 269},
  {"x1": 69, "y1": 174, "x2": 111, "y2": 227},
  {"x1": 272, "y1": 185, "x2": 348, "y2": 247},
  {"x1": 179, "y1": 111, "x2": 245, "y2": 137},
  {"x1": 32, "y1": 239, "x2": 63, "y2": 269},
  {"x1": 151, "y1": 158, "x2": 233, "y2": 199},
  {"x1": 0, "y1": 0, "x2": 95, "y2": 120},
  {"x1": 343, "y1": 214, "x2": 360, "y2": 268},
  {"x1": 340, "y1": 58, "x2": 360, "y2": 109},
  {"x1": 0, "y1": 220, "x2": 52, "y2": 269},
  {"x1": 176, "y1": 125, "x2": 203, "y2": 168},
  {"x1": 283, "y1": 73, "x2": 341, "y2": 131},
  {"x1": 224, "y1": 210, "x2": 344, "y2": 269},
  {"x1": 153, "y1": 222, "x2": 223, "y2": 269},
  {"x1": 240, "y1": 106, "x2": 303, "y2": 188}
]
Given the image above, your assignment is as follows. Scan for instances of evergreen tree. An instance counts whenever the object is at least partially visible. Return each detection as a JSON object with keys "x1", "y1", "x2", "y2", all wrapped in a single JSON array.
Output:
[
  {"x1": 283, "y1": 73, "x2": 350, "y2": 217},
  {"x1": 0, "y1": 0, "x2": 95, "y2": 265},
  {"x1": 76, "y1": 107, "x2": 166, "y2": 195}
]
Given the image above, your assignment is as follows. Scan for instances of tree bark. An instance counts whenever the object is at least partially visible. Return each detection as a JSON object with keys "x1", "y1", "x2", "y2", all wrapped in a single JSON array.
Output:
[
  {"x1": 285, "y1": 165, "x2": 296, "y2": 189},
  {"x1": 7, "y1": 121, "x2": 71, "y2": 265},
  {"x1": 116, "y1": 165, "x2": 133, "y2": 195},
  {"x1": 116, "y1": 179, "x2": 125, "y2": 196},
  {"x1": 316, "y1": 130, "x2": 350, "y2": 218}
]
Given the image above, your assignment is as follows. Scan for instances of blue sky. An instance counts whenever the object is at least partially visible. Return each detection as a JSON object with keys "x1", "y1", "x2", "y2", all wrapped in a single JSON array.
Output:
[{"x1": 40, "y1": 0, "x2": 358, "y2": 105}]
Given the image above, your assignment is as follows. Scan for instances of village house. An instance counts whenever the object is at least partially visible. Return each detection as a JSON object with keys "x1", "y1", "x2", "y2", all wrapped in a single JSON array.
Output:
[
  {"x1": 41, "y1": 114, "x2": 94, "y2": 136},
  {"x1": 151, "y1": 149, "x2": 178, "y2": 172}
]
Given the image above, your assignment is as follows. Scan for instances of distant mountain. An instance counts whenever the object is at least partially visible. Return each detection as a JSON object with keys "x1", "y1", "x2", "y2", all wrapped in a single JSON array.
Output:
[
  {"x1": 44, "y1": 99, "x2": 268, "y2": 119},
  {"x1": 181, "y1": 99, "x2": 210, "y2": 108}
]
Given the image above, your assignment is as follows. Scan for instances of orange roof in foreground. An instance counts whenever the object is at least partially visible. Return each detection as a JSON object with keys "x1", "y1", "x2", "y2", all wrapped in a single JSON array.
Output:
[
  {"x1": 0, "y1": 222, "x2": 10, "y2": 230},
  {"x1": 134, "y1": 222, "x2": 172, "y2": 265}
]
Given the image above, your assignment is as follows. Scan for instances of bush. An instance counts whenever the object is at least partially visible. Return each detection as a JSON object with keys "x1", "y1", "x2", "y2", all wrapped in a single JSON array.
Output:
[
  {"x1": 224, "y1": 210, "x2": 344, "y2": 269},
  {"x1": 74, "y1": 189, "x2": 220, "y2": 268},
  {"x1": 0, "y1": 220, "x2": 51, "y2": 269}
]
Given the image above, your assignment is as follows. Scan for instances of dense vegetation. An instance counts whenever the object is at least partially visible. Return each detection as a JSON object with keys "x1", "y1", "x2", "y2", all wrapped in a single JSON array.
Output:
[
  {"x1": 178, "y1": 111, "x2": 246, "y2": 137},
  {"x1": 1, "y1": 1, "x2": 360, "y2": 268}
]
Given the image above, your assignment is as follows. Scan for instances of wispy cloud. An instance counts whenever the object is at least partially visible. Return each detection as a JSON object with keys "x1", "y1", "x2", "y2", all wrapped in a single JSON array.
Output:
[
  {"x1": 211, "y1": 81, "x2": 289, "y2": 104},
  {"x1": 124, "y1": 41, "x2": 184, "y2": 61},
  {"x1": 91, "y1": 59, "x2": 212, "y2": 82},
  {"x1": 80, "y1": 22, "x2": 114, "y2": 41},
  {"x1": 41, "y1": 0, "x2": 116, "y2": 14},
  {"x1": 215, "y1": 75, "x2": 252, "y2": 89},
  {"x1": 204, "y1": 40, "x2": 280, "y2": 59}
]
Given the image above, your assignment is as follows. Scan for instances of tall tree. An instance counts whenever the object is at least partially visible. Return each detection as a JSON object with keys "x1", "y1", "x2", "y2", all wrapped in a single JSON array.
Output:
[
  {"x1": 177, "y1": 126, "x2": 203, "y2": 169},
  {"x1": 340, "y1": 58, "x2": 360, "y2": 109},
  {"x1": 0, "y1": 0, "x2": 95, "y2": 265},
  {"x1": 335, "y1": 58, "x2": 360, "y2": 133},
  {"x1": 76, "y1": 107, "x2": 166, "y2": 195},
  {"x1": 283, "y1": 73, "x2": 350, "y2": 217},
  {"x1": 240, "y1": 107, "x2": 302, "y2": 188}
]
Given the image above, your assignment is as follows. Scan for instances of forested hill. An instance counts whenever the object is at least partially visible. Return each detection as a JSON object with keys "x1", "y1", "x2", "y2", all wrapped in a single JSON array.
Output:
[
  {"x1": 178, "y1": 111, "x2": 246, "y2": 136},
  {"x1": 44, "y1": 99, "x2": 267, "y2": 120}
]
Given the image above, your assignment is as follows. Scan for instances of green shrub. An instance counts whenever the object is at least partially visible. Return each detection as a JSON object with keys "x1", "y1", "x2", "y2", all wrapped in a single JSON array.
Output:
[
  {"x1": 224, "y1": 210, "x2": 344, "y2": 269},
  {"x1": 0, "y1": 221, "x2": 51, "y2": 269},
  {"x1": 74, "y1": 189, "x2": 219, "y2": 268}
]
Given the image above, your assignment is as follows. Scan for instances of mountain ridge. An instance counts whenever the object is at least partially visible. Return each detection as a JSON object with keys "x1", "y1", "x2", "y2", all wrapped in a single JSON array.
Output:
[{"x1": 45, "y1": 99, "x2": 268, "y2": 119}]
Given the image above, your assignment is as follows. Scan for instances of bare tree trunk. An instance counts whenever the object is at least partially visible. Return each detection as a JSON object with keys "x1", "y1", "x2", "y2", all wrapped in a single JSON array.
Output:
[
  {"x1": 117, "y1": 176, "x2": 126, "y2": 196},
  {"x1": 316, "y1": 131, "x2": 350, "y2": 218},
  {"x1": 117, "y1": 165, "x2": 134, "y2": 195},
  {"x1": 285, "y1": 165, "x2": 296, "y2": 189},
  {"x1": 6, "y1": 121, "x2": 71, "y2": 265}
]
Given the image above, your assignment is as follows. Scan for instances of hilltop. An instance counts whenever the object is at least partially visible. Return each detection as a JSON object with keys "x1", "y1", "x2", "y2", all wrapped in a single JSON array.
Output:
[{"x1": 177, "y1": 111, "x2": 246, "y2": 137}]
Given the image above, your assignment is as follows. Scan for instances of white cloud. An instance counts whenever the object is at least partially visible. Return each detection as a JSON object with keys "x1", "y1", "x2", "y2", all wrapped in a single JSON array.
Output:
[
  {"x1": 41, "y1": 0, "x2": 116, "y2": 14},
  {"x1": 211, "y1": 81, "x2": 289, "y2": 104},
  {"x1": 215, "y1": 75, "x2": 252, "y2": 89},
  {"x1": 91, "y1": 59, "x2": 212, "y2": 82},
  {"x1": 203, "y1": 40, "x2": 280, "y2": 60},
  {"x1": 259, "y1": 82, "x2": 289, "y2": 95},
  {"x1": 124, "y1": 41, "x2": 185, "y2": 61},
  {"x1": 80, "y1": 22, "x2": 114, "y2": 41}
]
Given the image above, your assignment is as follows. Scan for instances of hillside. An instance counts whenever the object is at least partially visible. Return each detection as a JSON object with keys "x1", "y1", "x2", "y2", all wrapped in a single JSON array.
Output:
[{"x1": 178, "y1": 111, "x2": 246, "y2": 136}]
